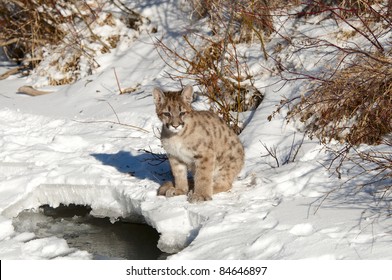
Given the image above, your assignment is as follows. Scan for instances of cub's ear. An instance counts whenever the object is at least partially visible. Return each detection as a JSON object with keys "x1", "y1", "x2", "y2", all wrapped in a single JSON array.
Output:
[
  {"x1": 152, "y1": 87, "x2": 165, "y2": 106},
  {"x1": 181, "y1": 85, "x2": 193, "y2": 104}
]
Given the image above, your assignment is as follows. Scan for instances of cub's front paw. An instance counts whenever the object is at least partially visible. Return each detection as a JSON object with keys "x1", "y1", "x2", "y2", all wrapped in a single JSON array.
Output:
[
  {"x1": 157, "y1": 181, "x2": 174, "y2": 196},
  {"x1": 187, "y1": 191, "x2": 212, "y2": 203},
  {"x1": 157, "y1": 182, "x2": 187, "y2": 197}
]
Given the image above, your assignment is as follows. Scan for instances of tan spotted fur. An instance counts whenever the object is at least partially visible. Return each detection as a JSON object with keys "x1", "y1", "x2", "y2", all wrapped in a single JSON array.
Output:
[{"x1": 152, "y1": 85, "x2": 244, "y2": 202}]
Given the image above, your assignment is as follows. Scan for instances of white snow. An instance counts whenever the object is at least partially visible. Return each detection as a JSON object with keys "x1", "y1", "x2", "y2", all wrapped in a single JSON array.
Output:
[{"x1": 0, "y1": 0, "x2": 391, "y2": 261}]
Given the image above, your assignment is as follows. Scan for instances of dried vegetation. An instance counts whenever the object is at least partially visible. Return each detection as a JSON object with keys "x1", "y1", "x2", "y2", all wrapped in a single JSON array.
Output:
[
  {"x1": 156, "y1": 0, "x2": 287, "y2": 133},
  {"x1": 287, "y1": 0, "x2": 392, "y2": 201},
  {"x1": 291, "y1": 55, "x2": 392, "y2": 146},
  {"x1": 0, "y1": 0, "x2": 152, "y2": 86}
]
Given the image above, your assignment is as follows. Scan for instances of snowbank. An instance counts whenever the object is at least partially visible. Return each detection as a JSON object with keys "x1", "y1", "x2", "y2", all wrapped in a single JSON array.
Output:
[{"x1": 0, "y1": 0, "x2": 391, "y2": 260}]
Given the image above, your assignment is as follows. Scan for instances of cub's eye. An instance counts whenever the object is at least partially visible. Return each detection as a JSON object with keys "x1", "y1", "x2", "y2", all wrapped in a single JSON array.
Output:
[
  {"x1": 179, "y1": 112, "x2": 186, "y2": 117},
  {"x1": 162, "y1": 112, "x2": 171, "y2": 117}
]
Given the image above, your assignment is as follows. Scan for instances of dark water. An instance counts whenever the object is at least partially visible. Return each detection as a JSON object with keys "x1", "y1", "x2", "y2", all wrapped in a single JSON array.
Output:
[{"x1": 14, "y1": 204, "x2": 164, "y2": 260}]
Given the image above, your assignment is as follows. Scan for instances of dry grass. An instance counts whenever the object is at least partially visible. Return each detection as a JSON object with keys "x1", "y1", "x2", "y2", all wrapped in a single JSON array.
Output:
[
  {"x1": 290, "y1": 54, "x2": 392, "y2": 146},
  {"x1": 0, "y1": 0, "x2": 150, "y2": 86},
  {"x1": 156, "y1": 33, "x2": 263, "y2": 134},
  {"x1": 298, "y1": 0, "x2": 387, "y2": 18},
  {"x1": 282, "y1": 0, "x2": 392, "y2": 208},
  {"x1": 297, "y1": 1, "x2": 391, "y2": 52},
  {"x1": 287, "y1": 51, "x2": 392, "y2": 208},
  {"x1": 286, "y1": 0, "x2": 392, "y2": 146},
  {"x1": 156, "y1": 0, "x2": 280, "y2": 133},
  {"x1": 190, "y1": 0, "x2": 276, "y2": 39},
  {"x1": 189, "y1": 0, "x2": 283, "y2": 61},
  {"x1": 186, "y1": 36, "x2": 263, "y2": 111},
  {"x1": 0, "y1": 0, "x2": 64, "y2": 66}
]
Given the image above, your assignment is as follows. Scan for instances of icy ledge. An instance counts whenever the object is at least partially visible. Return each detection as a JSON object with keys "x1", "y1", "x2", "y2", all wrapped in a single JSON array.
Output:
[{"x1": 2, "y1": 181, "x2": 210, "y2": 254}]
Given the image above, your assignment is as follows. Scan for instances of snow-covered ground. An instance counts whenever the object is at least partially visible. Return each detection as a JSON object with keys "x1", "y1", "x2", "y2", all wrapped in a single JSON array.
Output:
[{"x1": 0, "y1": 0, "x2": 391, "y2": 260}]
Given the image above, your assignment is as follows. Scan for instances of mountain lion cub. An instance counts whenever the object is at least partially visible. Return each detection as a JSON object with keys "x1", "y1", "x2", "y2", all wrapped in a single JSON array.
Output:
[{"x1": 153, "y1": 85, "x2": 244, "y2": 202}]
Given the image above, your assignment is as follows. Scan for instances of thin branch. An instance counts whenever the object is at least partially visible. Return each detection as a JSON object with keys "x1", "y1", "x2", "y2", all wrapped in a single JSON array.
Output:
[
  {"x1": 73, "y1": 119, "x2": 149, "y2": 133},
  {"x1": 113, "y1": 68, "x2": 123, "y2": 95},
  {"x1": 106, "y1": 101, "x2": 121, "y2": 124},
  {"x1": 260, "y1": 141, "x2": 280, "y2": 168}
]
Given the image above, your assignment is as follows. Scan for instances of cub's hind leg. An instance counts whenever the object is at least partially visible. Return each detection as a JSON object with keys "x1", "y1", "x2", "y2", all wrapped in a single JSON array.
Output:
[
  {"x1": 213, "y1": 172, "x2": 234, "y2": 194},
  {"x1": 213, "y1": 159, "x2": 243, "y2": 194}
]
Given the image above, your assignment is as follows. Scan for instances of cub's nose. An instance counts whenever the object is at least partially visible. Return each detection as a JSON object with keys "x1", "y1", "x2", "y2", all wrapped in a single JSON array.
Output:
[{"x1": 171, "y1": 122, "x2": 184, "y2": 129}]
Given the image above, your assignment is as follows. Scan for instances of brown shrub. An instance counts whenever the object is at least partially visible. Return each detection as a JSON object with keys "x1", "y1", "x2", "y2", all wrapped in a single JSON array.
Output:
[
  {"x1": 297, "y1": 0, "x2": 386, "y2": 18},
  {"x1": 0, "y1": 0, "x2": 64, "y2": 66},
  {"x1": 290, "y1": 54, "x2": 392, "y2": 145},
  {"x1": 156, "y1": 0, "x2": 277, "y2": 133},
  {"x1": 188, "y1": 0, "x2": 284, "y2": 60},
  {"x1": 0, "y1": 0, "x2": 150, "y2": 86},
  {"x1": 190, "y1": 0, "x2": 277, "y2": 40},
  {"x1": 156, "y1": 34, "x2": 263, "y2": 134}
]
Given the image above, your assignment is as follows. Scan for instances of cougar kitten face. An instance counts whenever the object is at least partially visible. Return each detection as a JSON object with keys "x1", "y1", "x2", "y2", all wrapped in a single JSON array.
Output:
[
  {"x1": 153, "y1": 85, "x2": 244, "y2": 203},
  {"x1": 153, "y1": 87, "x2": 193, "y2": 134}
]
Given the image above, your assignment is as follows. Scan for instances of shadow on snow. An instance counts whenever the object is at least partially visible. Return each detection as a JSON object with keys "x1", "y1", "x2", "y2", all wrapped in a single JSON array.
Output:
[{"x1": 91, "y1": 150, "x2": 170, "y2": 184}]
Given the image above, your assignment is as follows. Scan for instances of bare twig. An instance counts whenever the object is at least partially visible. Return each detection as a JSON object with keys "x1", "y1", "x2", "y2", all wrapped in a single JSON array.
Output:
[
  {"x1": 73, "y1": 119, "x2": 149, "y2": 133},
  {"x1": 106, "y1": 101, "x2": 121, "y2": 124},
  {"x1": 113, "y1": 68, "x2": 123, "y2": 95},
  {"x1": 139, "y1": 147, "x2": 168, "y2": 166},
  {"x1": 260, "y1": 141, "x2": 280, "y2": 168}
]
